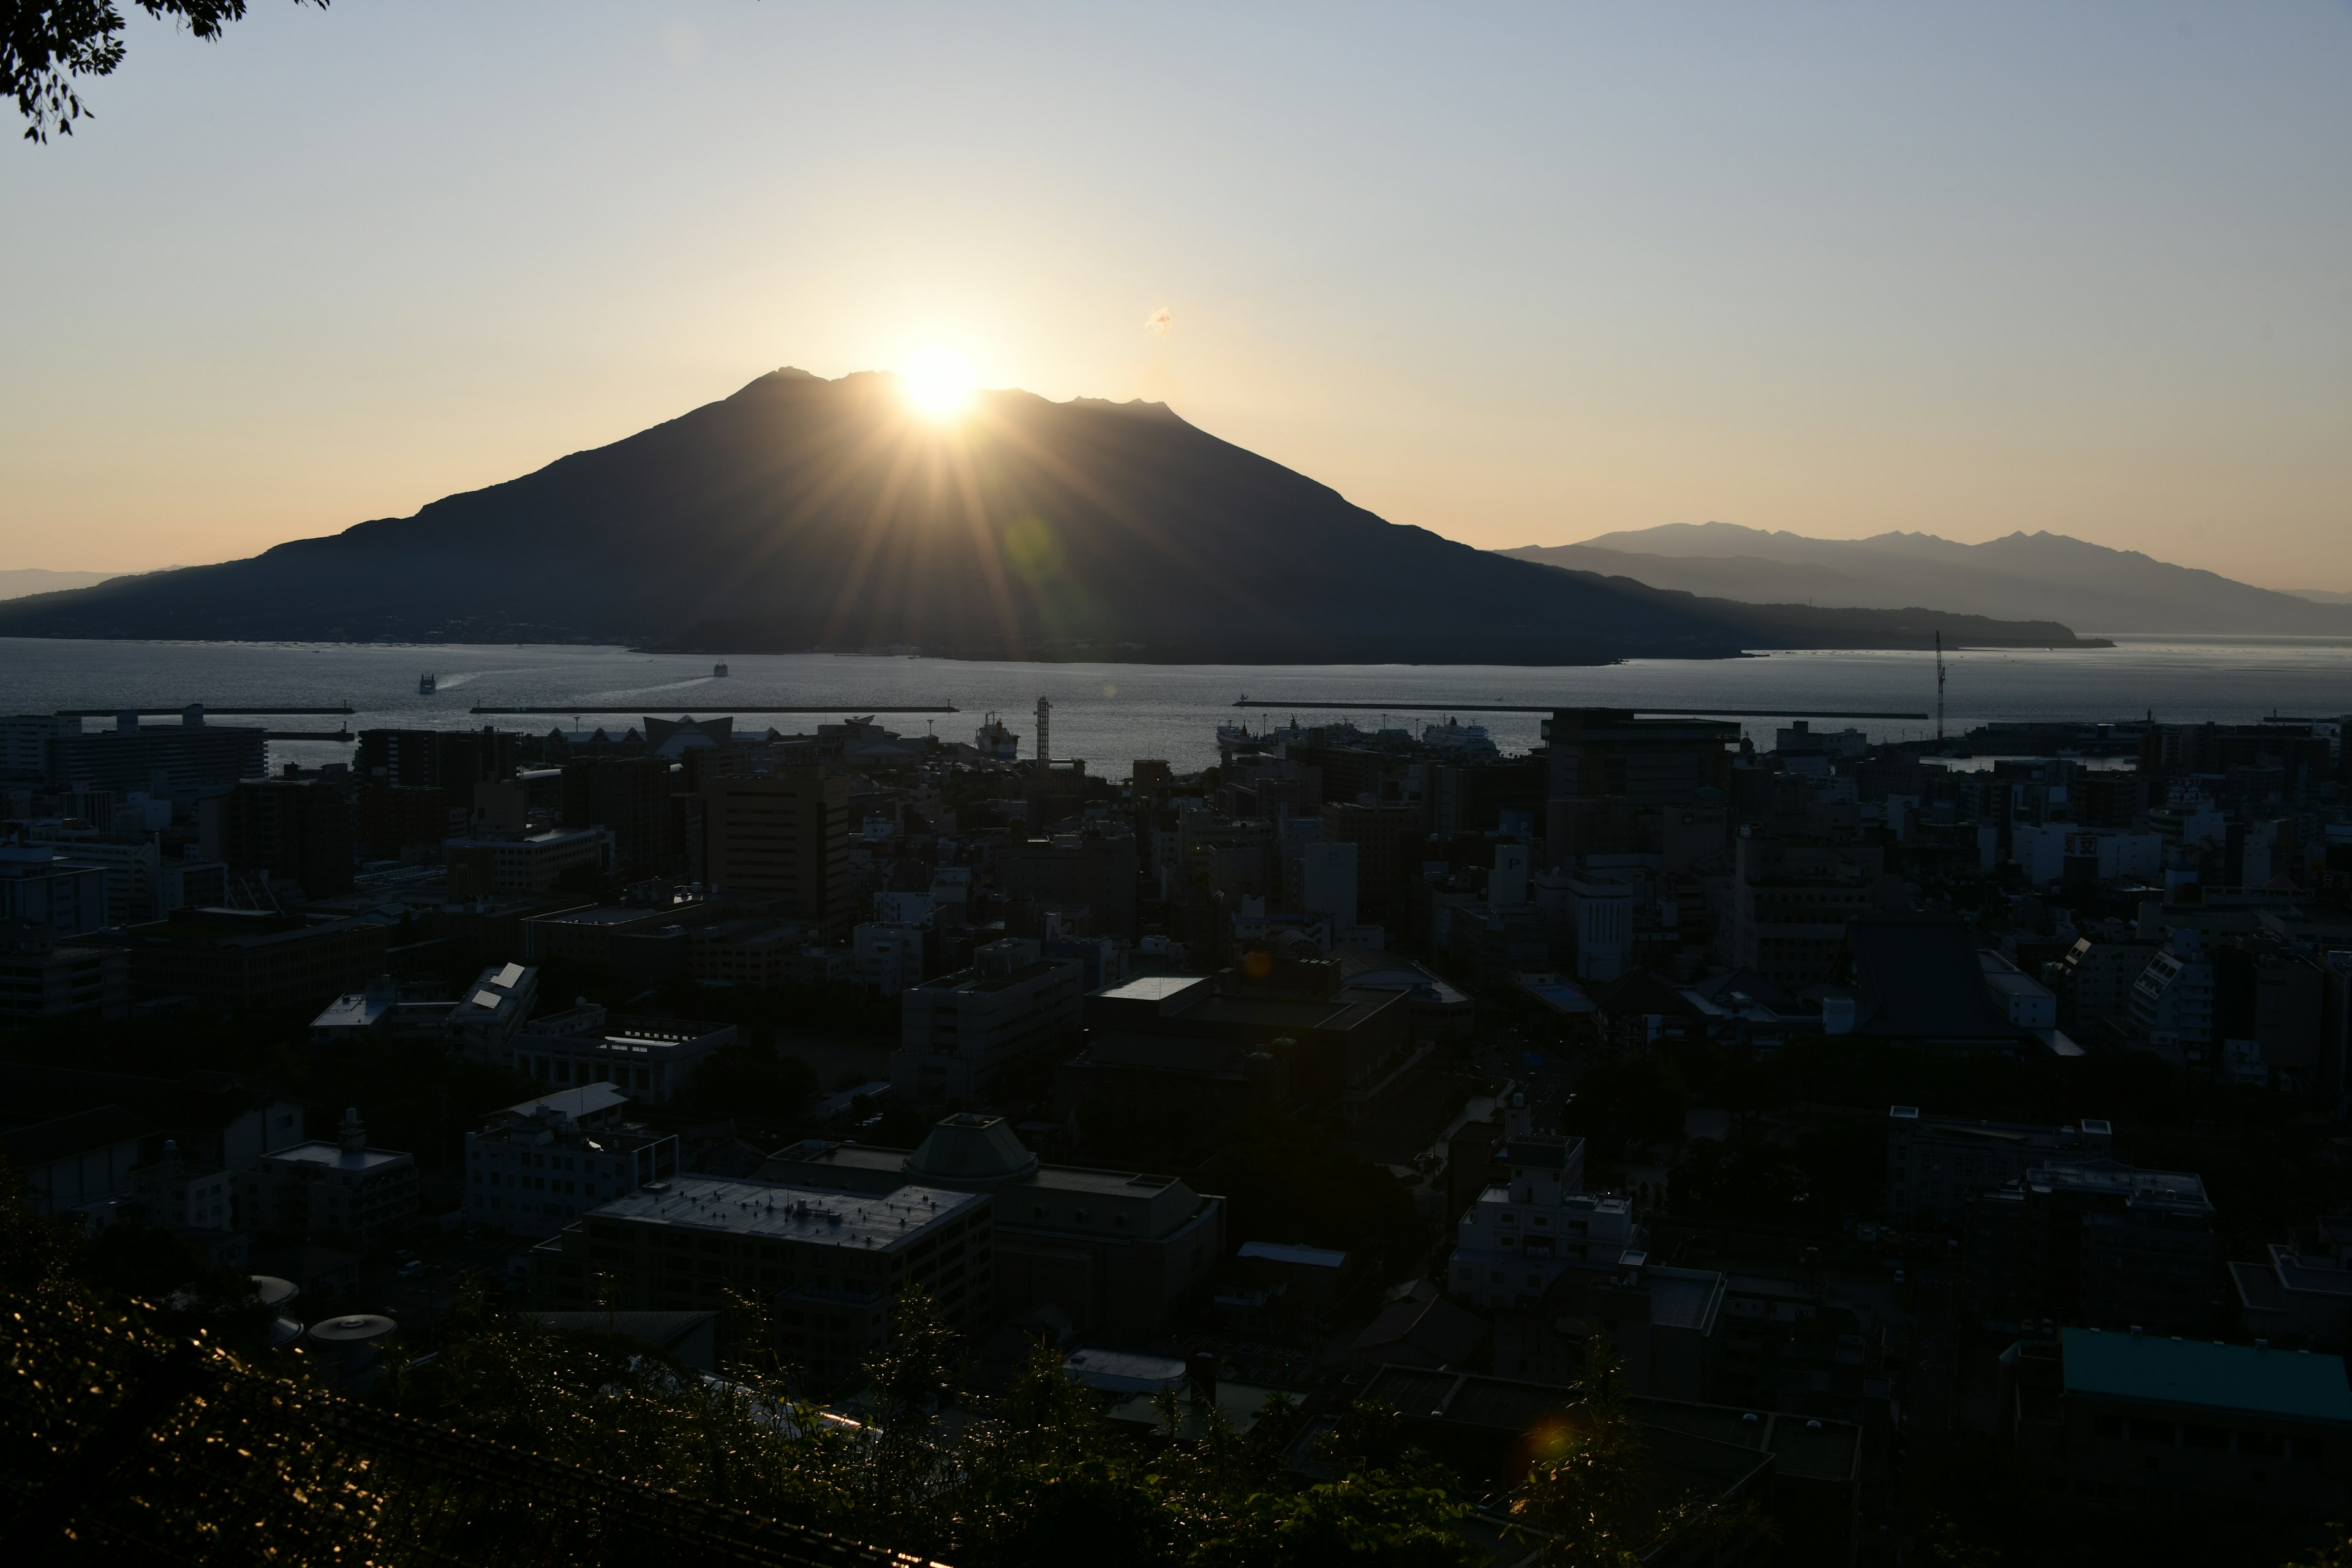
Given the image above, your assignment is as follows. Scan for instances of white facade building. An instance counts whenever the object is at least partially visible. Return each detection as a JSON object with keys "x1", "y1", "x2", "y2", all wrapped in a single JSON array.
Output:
[
  {"x1": 465, "y1": 1084, "x2": 677, "y2": 1239},
  {"x1": 1449, "y1": 1134, "x2": 1642, "y2": 1310},
  {"x1": 891, "y1": 938, "x2": 1084, "y2": 1103}
]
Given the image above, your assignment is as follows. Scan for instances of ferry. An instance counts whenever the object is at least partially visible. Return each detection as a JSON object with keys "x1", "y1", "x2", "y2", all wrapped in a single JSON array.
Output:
[
  {"x1": 974, "y1": 712, "x2": 1021, "y2": 761},
  {"x1": 418, "y1": 673, "x2": 437, "y2": 695},
  {"x1": 712, "y1": 663, "x2": 729, "y2": 678}
]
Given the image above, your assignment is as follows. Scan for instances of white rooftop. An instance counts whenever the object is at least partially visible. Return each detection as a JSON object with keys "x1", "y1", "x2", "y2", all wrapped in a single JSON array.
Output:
[
  {"x1": 502, "y1": 1084, "x2": 630, "y2": 1122},
  {"x1": 589, "y1": 1176, "x2": 984, "y2": 1252}
]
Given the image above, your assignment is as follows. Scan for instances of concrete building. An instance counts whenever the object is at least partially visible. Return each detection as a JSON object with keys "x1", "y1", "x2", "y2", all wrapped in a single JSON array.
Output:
[
  {"x1": 2231, "y1": 1219, "x2": 2352, "y2": 1351},
  {"x1": 443, "y1": 827, "x2": 614, "y2": 899},
  {"x1": 131, "y1": 1139, "x2": 236, "y2": 1235},
  {"x1": 528, "y1": 1174, "x2": 992, "y2": 1390},
  {"x1": 511, "y1": 1014, "x2": 737, "y2": 1105},
  {"x1": 764, "y1": 1113, "x2": 1223, "y2": 1338},
  {"x1": 449, "y1": 960, "x2": 539, "y2": 1062},
  {"x1": 2007, "y1": 1329, "x2": 2352, "y2": 1514},
  {"x1": 45, "y1": 711, "x2": 266, "y2": 792},
  {"x1": 892, "y1": 938, "x2": 1085, "y2": 1104},
  {"x1": 1966, "y1": 1158, "x2": 2222, "y2": 1335},
  {"x1": 1544, "y1": 708, "x2": 1739, "y2": 813},
  {"x1": 2047, "y1": 937, "x2": 2161, "y2": 1034},
  {"x1": 0, "y1": 843, "x2": 110, "y2": 941},
  {"x1": 1316, "y1": 804, "x2": 1419, "y2": 916},
  {"x1": 107, "y1": 907, "x2": 389, "y2": 1011},
  {"x1": 1495, "y1": 1254, "x2": 1726, "y2": 1400},
  {"x1": 356, "y1": 726, "x2": 516, "y2": 812},
  {"x1": 687, "y1": 918, "x2": 805, "y2": 987},
  {"x1": 1728, "y1": 834, "x2": 1888, "y2": 987},
  {"x1": 853, "y1": 919, "x2": 930, "y2": 995},
  {"x1": 241, "y1": 1108, "x2": 419, "y2": 1248},
  {"x1": 1559, "y1": 876, "x2": 1634, "y2": 983},
  {"x1": 0, "y1": 935, "x2": 129, "y2": 1022},
  {"x1": 2130, "y1": 929, "x2": 2216, "y2": 1064},
  {"x1": 559, "y1": 755, "x2": 678, "y2": 877},
  {"x1": 199, "y1": 777, "x2": 355, "y2": 898},
  {"x1": 1886, "y1": 1106, "x2": 2116, "y2": 1226},
  {"x1": 1001, "y1": 830, "x2": 1140, "y2": 940},
  {"x1": 465, "y1": 1084, "x2": 679, "y2": 1239},
  {"x1": 700, "y1": 768, "x2": 852, "y2": 927},
  {"x1": 1058, "y1": 959, "x2": 1427, "y2": 1145},
  {"x1": 1448, "y1": 1134, "x2": 1642, "y2": 1310}
]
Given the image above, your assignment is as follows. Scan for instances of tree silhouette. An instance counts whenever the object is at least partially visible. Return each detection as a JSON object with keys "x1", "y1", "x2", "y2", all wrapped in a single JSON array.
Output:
[{"x1": 5, "y1": 2, "x2": 328, "y2": 142}]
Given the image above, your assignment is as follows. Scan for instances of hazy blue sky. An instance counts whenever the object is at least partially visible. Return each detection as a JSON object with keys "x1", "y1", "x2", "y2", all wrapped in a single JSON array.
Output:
[{"x1": 3, "y1": 2, "x2": 2347, "y2": 588}]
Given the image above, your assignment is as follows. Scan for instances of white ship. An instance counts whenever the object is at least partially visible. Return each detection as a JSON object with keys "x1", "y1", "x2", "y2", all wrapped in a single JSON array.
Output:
[{"x1": 974, "y1": 712, "x2": 1021, "y2": 761}]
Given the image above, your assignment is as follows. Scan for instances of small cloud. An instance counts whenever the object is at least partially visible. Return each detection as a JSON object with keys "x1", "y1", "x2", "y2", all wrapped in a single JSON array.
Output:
[{"x1": 1145, "y1": 306, "x2": 1172, "y2": 338}]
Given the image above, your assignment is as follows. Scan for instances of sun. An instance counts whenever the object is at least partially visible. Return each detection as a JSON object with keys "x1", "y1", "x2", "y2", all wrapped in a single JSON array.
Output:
[{"x1": 899, "y1": 344, "x2": 976, "y2": 418}]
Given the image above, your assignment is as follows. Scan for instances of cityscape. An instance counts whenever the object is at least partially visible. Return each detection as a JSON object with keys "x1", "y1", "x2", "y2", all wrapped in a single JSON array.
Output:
[{"x1": 4, "y1": 691, "x2": 2350, "y2": 1562}]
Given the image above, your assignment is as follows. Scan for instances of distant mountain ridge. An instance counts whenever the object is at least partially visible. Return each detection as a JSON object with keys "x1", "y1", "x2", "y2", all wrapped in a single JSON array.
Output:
[
  {"x1": 1499, "y1": 523, "x2": 2352, "y2": 635},
  {"x1": 0, "y1": 568, "x2": 121, "y2": 601},
  {"x1": 0, "y1": 374, "x2": 2098, "y2": 662}
]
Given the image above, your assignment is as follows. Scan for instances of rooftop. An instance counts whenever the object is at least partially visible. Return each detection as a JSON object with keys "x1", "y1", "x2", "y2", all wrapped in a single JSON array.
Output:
[
  {"x1": 589, "y1": 1175, "x2": 985, "y2": 1251},
  {"x1": 1238, "y1": 1241, "x2": 1351, "y2": 1270},
  {"x1": 2060, "y1": 1327, "x2": 2352, "y2": 1426},
  {"x1": 499, "y1": 1084, "x2": 630, "y2": 1123},
  {"x1": 265, "y1": 1139, "x2": 411, "y2": 1174}
]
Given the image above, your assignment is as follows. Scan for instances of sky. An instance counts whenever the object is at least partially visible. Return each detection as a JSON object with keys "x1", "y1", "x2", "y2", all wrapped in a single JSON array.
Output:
[{"x1": 2, "y1": 2, "x2": 2348, "y2": 590}]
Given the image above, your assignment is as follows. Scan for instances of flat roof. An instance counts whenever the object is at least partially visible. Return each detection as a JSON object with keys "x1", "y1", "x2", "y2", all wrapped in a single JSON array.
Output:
[
  {"x1": 589, "y1": 1176, "x2": 985, "y2": 1253},
  {"x1": 501, "y1": 1084, "x2": 630, "y2": 1121},
  {"x1": 2060, "y1": 1327, "x2": 2352, "y2": 1426},
  {"x1": 265, "y1": 1140, "x2": 410, "y2": 1174},
  {"x1": 1095, "y1": 975, "x2": 1208, "y2": 1003},
  {"x1": 1239, "y1": 1241, "x2": 1351, "y2": 1269}
]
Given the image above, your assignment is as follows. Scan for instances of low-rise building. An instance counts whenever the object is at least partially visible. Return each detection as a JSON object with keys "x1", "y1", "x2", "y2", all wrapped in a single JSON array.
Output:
[
  {"x1": 450, "y1": 960, "x2": 539, "y2": 1062},
  {"x1": 465, "y1": 1084, "x2": 678, "y2": 1238},
  {"x1": 891, "y1": 938, "x2": 1085, "y2": 1103},
  {"x1": 1966, "y1": 1158, "x2": 2222, "y2": 1335},
  {"x1": 106, "y1": 907, "x2": 389, "y2": 1011},
  {"x1": 1447, "y1": 1133, "x2": 1642, "y2": 1310},
  {"x1": 528, "y1": 1174, "x2": 993, "y2": 1390},
  {"x1": 762, "y1": 1114, "x2": 1223, "y2": 1338},
  {"x1": 688, "y1": 918, "x2": 805, "y2": 987},
  {"x1": 2008, "y1": 1329, "x2": 2352, "y2": 1513},
  {"x1": 1885, "y1": 1106, "x2": 2116, "y2": 1226},
  {"x1": 511, "y1": 1014, "x2": 736, "y2": 1105},
  {"x1": 241, "y1": 1108, "x2": 418, "y2": 1248},
  {"x1": 2231, "y1": 1218, "x2": 2352, "y2": 1351},
  {"x1": 0, "y1": 934, "x2": 128, "y2": 1022},
  {"x1": 443, "y1": 827, "x2": 614, "y2": 899}
]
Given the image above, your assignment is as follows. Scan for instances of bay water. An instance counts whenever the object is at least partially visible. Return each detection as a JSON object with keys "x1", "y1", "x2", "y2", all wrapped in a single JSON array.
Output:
[{"x1": 3, "y1": 635, "x2": 2348, "y2": 776}]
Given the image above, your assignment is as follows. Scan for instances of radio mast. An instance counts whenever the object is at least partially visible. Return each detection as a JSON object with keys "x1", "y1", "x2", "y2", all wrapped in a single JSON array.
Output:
[{"x1": 1928, "y1": 630, "x2": 1947, "y2": 747}]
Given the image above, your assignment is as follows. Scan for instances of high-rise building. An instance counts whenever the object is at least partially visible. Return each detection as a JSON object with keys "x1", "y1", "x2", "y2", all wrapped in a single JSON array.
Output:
[
  {"x1": 560, "y1": 755, "x2": 679, "y2": 878},
  {"x1": 1542, "y1": 709, "x2": 1739, "y2": 810},
  {"x1": 356, "y1": 727, "x2": 516, "y2": 811},
  {"x1": 699, "y1": 768, "x2": 851, "y2": 925},
  {"x1": 198, "y1": 777, "x2": 355, "y2": 898},
  {"x1": 43, "y1": 711, "x2": 266, "y2": 793}
]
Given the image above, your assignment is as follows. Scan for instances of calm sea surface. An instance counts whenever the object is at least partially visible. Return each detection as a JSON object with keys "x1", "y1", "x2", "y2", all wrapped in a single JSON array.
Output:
[{"x1": 3, "y1": 636, "x2": 2348, "y2": 775}]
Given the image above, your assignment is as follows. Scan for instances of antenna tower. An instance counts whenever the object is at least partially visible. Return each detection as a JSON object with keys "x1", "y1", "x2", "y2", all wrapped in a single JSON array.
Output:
[
  {"x1": 1934, "y1": 631, "x2": 1947, "y2": 742},
  {"x1": 1035, "y1": 696, "x2": 1052, "y2": 764}
]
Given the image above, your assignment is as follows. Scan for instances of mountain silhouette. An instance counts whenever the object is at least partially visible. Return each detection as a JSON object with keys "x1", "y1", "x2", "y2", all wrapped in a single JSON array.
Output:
[
  {"x1": 1502, "y1": 522, "x2": 2352, "y2": 635},
  {"x1": 0, "y1": 372, "x2": 2096, "y2": 661}
]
